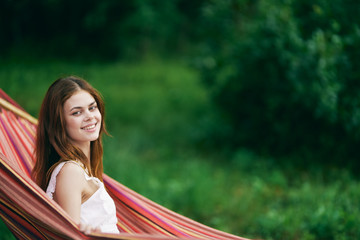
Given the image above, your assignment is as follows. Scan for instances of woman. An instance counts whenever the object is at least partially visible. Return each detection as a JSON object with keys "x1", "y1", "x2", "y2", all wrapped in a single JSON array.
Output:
[{"x1": 32, "y1": 76, "x2": 119, "y2": 234}]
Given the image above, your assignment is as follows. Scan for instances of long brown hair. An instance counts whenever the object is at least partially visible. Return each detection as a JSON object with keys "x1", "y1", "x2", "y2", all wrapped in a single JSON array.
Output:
[{"x1": 32, "y1": 76, "x2": 107, "y2": 190}]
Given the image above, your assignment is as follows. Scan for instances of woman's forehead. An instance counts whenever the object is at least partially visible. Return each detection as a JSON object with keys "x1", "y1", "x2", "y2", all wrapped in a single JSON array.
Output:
[{"x1": 64, "y1": 90, "x2": 95, "y2": 110}]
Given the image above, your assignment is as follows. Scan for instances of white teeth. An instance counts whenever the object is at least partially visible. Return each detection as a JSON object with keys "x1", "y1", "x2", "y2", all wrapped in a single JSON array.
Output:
[{"x1": 82, "y1": 124, "x2": 96, "y2": 130}]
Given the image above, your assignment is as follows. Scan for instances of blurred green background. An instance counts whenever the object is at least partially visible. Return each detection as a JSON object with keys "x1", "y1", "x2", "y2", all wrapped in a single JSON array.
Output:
[{"x1": 1, "y1": 1, "x2": 360, "y2": 239}]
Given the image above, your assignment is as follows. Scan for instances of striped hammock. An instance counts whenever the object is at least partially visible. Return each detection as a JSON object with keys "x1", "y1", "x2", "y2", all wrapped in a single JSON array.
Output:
[{"x1": 0, "y1": 89, "x2": 249, "y2": 240}]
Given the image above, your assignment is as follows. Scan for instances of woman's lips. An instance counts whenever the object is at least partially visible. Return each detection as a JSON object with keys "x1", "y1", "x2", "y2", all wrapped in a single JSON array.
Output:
[{"x1": 81, "y1": 123, "x2": 97, "y2": 131}]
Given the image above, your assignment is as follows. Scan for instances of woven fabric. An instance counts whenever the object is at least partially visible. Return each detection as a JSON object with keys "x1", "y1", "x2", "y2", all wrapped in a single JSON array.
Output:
[{"x1": 0, "y1": 89, "x2": 248, "y2": 240}]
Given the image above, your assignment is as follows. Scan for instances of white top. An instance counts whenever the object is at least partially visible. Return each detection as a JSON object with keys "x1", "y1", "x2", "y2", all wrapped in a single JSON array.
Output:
[{"x1": 46, "y1": 161, "x2": 119, "y2": 234}]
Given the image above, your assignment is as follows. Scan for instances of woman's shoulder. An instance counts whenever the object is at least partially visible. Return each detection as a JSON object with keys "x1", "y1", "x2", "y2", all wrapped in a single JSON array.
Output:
[
  {"x1": 46, "y1": 160, "x2": 86, "y2": 198},
  {"x1": 56, "y1": 161, "x2": 87, "y2": 184},
  {"x1": 58, "y1": 160, "x2": 85, "y2": 176}
]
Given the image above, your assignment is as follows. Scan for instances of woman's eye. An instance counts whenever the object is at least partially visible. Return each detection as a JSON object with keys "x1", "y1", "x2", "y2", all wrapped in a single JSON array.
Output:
[
  {"x1": 72, "y1": 111, "x2": 81, "y2": 116},
  {"x1": 89, "y1": 105, "x2": 97, "y2": 111}
]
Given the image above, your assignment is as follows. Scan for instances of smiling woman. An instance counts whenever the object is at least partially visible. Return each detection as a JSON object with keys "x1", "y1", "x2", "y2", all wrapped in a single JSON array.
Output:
[
  {"x1": 31, "y1": 76, "x2": 119, "y2": 234},
  {"x1": 63, "y1": 90, "x2": 102, "y2": 158}
]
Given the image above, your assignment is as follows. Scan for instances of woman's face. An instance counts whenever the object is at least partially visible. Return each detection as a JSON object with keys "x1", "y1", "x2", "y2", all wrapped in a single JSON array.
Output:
[{"x1": 63, "y1": 90, "x2": 102, "y2": 149}]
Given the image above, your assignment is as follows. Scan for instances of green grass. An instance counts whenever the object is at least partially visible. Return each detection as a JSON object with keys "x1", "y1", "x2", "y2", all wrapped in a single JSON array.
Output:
[{"x1": 1, "y1": 58, "x2": 359, "y2": 240}]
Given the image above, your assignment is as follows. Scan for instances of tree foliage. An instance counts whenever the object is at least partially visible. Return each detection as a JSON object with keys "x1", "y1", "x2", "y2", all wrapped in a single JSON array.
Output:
[
  {"x1": 196, "y1": 0, "x2": 360, "y2": 165},
  {"x1": 2, "y1": 0, "x2": 360, "y2": 165},
  {"x1": 0, "y1": 0, "x2": 205, "y2": 58}
]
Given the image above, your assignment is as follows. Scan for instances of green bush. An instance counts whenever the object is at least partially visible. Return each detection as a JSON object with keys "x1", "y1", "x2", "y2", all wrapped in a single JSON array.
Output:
[{"x1": 196, "y1": 0, "x2": 360, "y2": 165}]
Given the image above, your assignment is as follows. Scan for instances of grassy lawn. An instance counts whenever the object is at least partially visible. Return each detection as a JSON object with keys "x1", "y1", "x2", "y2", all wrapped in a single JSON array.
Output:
[{"x1": 1, "y1": 58, "x2": 359, "y2": 240}]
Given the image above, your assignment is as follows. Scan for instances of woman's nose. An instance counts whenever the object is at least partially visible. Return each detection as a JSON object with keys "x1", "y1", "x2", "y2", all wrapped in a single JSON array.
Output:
[{"x1": 84, "y1": 111, "x2": 94, "y2": 121}]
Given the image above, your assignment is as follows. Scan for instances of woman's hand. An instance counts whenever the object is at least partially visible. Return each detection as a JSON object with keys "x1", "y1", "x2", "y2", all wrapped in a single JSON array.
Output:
[{"x1": 79, "y1": 223, "x2": 100, "y2": 235}]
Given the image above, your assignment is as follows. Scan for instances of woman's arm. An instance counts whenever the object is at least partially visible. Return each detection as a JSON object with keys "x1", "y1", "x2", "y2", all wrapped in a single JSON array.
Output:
[
  {"x1": 53, "y1": 162, "x2": 84, "y2": 223},
  {"x1": 53, "y1": 162, "x2": 100, "y2": 234}
]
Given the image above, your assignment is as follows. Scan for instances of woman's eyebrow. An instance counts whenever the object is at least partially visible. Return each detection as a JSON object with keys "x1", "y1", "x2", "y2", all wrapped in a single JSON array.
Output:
[
  {"x1": 70, "y1": 101, "x2": 96, "y2": 111},
  {"x1": 70, "y1": 106, "x2": 82, "y2": 112}
]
